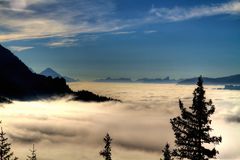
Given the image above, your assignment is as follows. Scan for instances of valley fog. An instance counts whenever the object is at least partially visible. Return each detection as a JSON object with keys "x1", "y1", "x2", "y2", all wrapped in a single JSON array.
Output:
[{"x1": 0, "y1": 83, "x2": 240, "y2": 160}]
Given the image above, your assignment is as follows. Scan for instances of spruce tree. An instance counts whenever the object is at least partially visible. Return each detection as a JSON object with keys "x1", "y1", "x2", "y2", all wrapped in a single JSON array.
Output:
[
  {"x1": 0, "y1": 127, "x2": 18, "y2": 160},
  {"x1": 161, "y1": 143, "x2": 173, "y2": 160},
  {"x1": 26, "y1": 144, "x2": 37, "y2": 160},
  {"x1": 170, "y1": 76, "x2": 222, "y2": 160},
  {"x1": 100, "y1": 133, "x2": 112, "y2": 160}
]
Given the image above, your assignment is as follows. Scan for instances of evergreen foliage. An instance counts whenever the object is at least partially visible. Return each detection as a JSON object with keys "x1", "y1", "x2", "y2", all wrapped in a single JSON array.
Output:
[
  {"x1": 161, "y1": 143, "x2": 173, "y2": 160},
  {"x1": 100, "y1": 133, "x2": 112, "y2": 160},
  {"x1": 26, "y1": 144, "x2": 37, "y2": 160},
  {"x1": 0, "y1": 126, "x2": 18, "y2": 160},
  {"x1": 170, "y1": 76, "x2": 222, "y2": 160}
]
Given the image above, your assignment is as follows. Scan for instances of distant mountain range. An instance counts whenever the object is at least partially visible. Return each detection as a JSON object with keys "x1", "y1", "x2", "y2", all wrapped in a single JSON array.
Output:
[
  {"x1": 94, "y1": 77, "x2": 132, "y2": 83},
  {"x1": 94, "y1": 76, "x2": 178, "y2": 83},
  {"x1": 0, "y1": 44, "x2": 115, "y2": 103},
  {"x1": 40, "y1": 68, "x2": 78, "y2": 82},
  {"x1": 136, "y1": 76, "x2": 177, "y2": 83},
  {"x1": 178, "y1": 75, "x2": 240, "y2": 85},
  {"x1": 93, "y1": 75, "x2": 240, "y2": 85},
  {"x1": 224, "y1": 85, "x2": 240, "y2": 90}
]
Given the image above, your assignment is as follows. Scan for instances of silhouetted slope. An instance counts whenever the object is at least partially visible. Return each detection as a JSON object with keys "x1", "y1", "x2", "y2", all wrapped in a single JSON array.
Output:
[
  {"x1": 72, "y1": 90, "x2": 119, "y2": 102},
  {"x1": 0, "y1": 44, "x2": 114, "y2": 102},
  {"x1": 178, "y1": 75, "x2": 240, "y2": 85},
  {"x1": 0, "y1": 44, "x2": 72, "y2": 99}
]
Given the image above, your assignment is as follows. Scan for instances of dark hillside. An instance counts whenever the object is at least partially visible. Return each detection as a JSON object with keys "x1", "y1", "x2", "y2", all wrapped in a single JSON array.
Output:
[{"x1": 0, "y1": 44, "x2": 114, "y2": 102}]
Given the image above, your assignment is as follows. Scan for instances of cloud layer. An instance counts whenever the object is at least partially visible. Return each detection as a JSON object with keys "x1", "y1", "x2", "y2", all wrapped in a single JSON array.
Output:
[
  {"x1": 0, "y1": 0, "x2": 240, "y2": 43},
  {"x1": 0, "y1": 83, "x2": 240, "y2": 160}
]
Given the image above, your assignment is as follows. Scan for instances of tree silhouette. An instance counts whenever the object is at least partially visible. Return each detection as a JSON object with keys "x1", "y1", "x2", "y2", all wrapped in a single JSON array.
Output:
[
  {"x1": 100, "y1": 133, "x2": 112, "y2": 160},
  {"x1": 170, "y1": 76, "x2": 222, "y2": 160},
  {"x1": 161, "y1": 143, "x2": 173, "y2": 160},
  {"x1": 0, "y1": 126, "x2": 18, "y2": 160},
  {"x1": 26, "y1": 144, "x2": 37, "y2": 160}
]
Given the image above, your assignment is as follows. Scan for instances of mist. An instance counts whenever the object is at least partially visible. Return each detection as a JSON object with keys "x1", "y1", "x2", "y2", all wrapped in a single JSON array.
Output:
[{"x1": 0, "y1": 83, "x2": 239, "y2": 160}]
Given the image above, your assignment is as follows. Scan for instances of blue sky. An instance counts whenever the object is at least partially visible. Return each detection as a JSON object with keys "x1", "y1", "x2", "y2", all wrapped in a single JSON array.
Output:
[{"x1": 1, "y1": 0, "x2": 240, "y2": 80}]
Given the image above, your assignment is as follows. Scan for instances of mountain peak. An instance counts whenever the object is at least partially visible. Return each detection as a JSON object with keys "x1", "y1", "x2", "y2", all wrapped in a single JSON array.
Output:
[
  {"x1": 44, "y1": 67, "x2": 57, "y2": 72},
  {"x1": 41, "y1": 68, "x2": 62, "y2": 78},
  {"x1": 40, "y1": 67, "x2": 78, "y2": 82}
]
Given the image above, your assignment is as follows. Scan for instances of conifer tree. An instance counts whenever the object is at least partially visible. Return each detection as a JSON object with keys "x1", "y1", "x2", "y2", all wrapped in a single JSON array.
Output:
[
  {"x1": 170, "y1": 76, "x2": 222, "y2": 160},
  {"x1": 161, "y1": 143, "x2": 173, "y2": 160},
  {"x1": 26, "y1": 144, "x2": 37, "y2": 160},
  {"x1": 0, "y1": 126, "x2": 18, "y2": 160},
  {"x1": 100, "y1": 133, "x2": 112, "y2": 160}
]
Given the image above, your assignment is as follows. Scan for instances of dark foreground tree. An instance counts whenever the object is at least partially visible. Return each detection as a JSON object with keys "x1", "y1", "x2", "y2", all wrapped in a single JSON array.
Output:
[
  {"x1": 161, "y1": 143, "x2": 173, "y2": 160},
  {"x1": 0, "y1": 126, "x2": 18, "y2": 160},
  {"x1": 100, "y1": 133, "x2": 112, "y2": 160},
  {"x1": 170, "y1": 76, "x2": 222, "y2": 160},
  {"x1": 26, "y1": 144, "x2": 37, "y2": 160}
]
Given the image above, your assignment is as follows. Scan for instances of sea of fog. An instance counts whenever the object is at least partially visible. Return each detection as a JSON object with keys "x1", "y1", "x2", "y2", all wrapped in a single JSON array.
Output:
[{"x1": 0, "y1": 82, "x2": 240, "y2": 160}]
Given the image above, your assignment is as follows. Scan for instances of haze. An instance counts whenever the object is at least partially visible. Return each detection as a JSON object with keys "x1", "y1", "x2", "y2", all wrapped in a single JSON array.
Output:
[{"x1": 0, "y1": 83, "x2": 240, "y2": 160}]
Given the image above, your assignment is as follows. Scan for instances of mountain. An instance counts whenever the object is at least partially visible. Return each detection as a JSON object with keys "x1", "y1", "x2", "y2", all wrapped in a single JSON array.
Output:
[
  {"x1": 41, "y1": 68, "x2": 62, "y2": 78},
  {"x1": 136, "y1": 76, "x2": 177, "y2": 83},
  {"x1": 0, "y1": 44, "x2": 71, "y2": 100},
  {"x1": 0, "y1": 44, "x2": 115, "y2": 103},
  {"x1": 224, "y1": 85, "x2": 240, "y2": 90},
  {"x1": 40, "y1": 68, "x2": 78, "y2": 82},
  {"x1": 94, "y1": 77, "x2": 132, "y2": 83},
  {"x1": 178, "y1": 74, "x2": 240, "y2": 85},
  {"x1": 94, "y1": 76, "x2": 178, "y2": 83}
]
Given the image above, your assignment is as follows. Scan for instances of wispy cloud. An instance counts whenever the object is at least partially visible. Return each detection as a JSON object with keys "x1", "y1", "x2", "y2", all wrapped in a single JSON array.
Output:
[
  {"x1": 46, "y1": 38, "x2": 78, "y2": 47},
  {"x1": 0, "y1": 0, "x2": 240, "y2": 43},
  {"x1": 111, "y1": 31, "x2": 136, "y2": 35},
  {"x1": 9, "y1": 46, "x2": 34, "y2": 52},
  {"x1": 0, "y1": 0, "x2": 121, "y2": 42},
  {"x1": 149, "y1": 1, "x2": 240, "y2": 22},
  {"x1": 144, "y1": 30, "x2": 157, "y2": 34}
]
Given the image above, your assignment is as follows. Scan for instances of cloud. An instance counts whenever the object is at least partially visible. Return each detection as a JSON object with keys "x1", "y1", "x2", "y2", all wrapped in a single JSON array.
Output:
[
  {"x1": 46, "y1": 39, "x2": 78, "y2": 47},
  {"x1": 9, "y1": 46, "x2": 34, "y2": 52},
  {"x1": 144, "y1": 30, "x2": 157, "y2": 34},
  {"x1": 111, "y1": 31, "x2": 136, "y2": 35},
  {"x1": 1, "y1": 0, "x2": 240, "y2": 43},
  {"x1": 226, "y1": 115, "x2": 240, "y2": 123},
  {"x1": 0, "y1": 84, "x2": 239, "y2": 160},
  {"x1": 0, "y1": 0, "x2": 121, "y2": 42},
  {"x1": 149, "y1": 1, "x2": 240, "y2": 22},
  {"x1": 9, "y1": 131, "x2": 42, "y2": 144}
]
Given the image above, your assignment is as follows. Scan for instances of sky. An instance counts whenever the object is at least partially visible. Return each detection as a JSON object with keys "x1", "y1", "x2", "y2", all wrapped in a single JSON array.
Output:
[{"x1": 0, "y1": 0, "x2": 240, "y2": 80}]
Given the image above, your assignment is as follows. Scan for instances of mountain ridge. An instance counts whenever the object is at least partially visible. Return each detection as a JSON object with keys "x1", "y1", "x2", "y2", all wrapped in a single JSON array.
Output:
[
  {"x1": 0, "y1": 44, "x2": 115, "y2": 103},
  {"x1": 93, "y1": 76, "x2": 177, "y2": 83},
  {"x1": 136, "y1": 76, "x2": 177, "y2": 83},
  {"x1": 178, "y1": 74, "x2": 240, "y2": 85},
  {"x1": 92, "y1": 75, "x2": 240, "y2": 84},
  {"x1": 94, "y1": 77, "x2": 132, "y2": 83}
]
